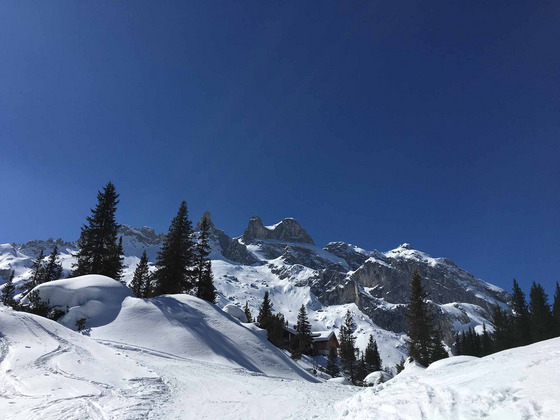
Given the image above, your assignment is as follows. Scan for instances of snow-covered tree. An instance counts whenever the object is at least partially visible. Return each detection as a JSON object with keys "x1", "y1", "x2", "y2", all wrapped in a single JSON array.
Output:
[
  {"x1": 244, "y1": 301, "x2": 253, "y2": 323},
  {"x1": 1, "y1": 271, "x2": 16, "y2": 308}
]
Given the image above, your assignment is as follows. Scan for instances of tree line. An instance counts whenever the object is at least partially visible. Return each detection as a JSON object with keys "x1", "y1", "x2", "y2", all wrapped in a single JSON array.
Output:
[
  {"x1": 1, "y1": 182, "x2": 217, "y2": 317},
  {"x1": 456, "y1": 279, "x2": 560, "y2": 357},
  {"x1": 250, "y1": 291, "x2": 383, "y2": 385}
]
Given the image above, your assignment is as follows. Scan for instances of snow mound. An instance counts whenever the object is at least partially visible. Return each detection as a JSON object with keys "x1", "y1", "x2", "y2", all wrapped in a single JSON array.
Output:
[
  {"x1": 425, "y1": 355, "x2": 479, "y2": 371},
  {"x1": 328, "y1": 377, "x2": 353, "y2": 386},
  {"x1": 23, "y1": 275, "x2": 133, "y2": 329},
  {"x1": 337, "y1": 338, "x2": 560, "y2": 419},
  {"x1": 0, "y1": 306, "x2": 162, "y2": 418},
  {"x1": 222, "y1": 303, "x2": 248, "y2": 322},
  {"x1": 91, "y1": 294, "x2": 315, "y2": 381},
  {"x1": 364, "y1": 370, "x2": 392, "y2": 386}
]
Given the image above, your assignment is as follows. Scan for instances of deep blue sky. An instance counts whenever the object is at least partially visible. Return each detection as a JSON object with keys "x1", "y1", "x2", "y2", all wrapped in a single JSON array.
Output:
[{"x1": 1, "y1": 1, "x2": 558, "y2": 296}]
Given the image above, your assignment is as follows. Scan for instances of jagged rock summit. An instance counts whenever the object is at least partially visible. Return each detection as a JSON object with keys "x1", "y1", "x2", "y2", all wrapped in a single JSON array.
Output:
[{"x1": 241, "y1": 216, "x2": 314, "y2": 245}]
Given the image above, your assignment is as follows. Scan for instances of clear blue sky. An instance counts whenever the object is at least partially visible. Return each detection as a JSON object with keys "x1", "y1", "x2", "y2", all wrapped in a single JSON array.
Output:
[{"x1": 1, "y1": 1, "x2": 558, "y2": 296}]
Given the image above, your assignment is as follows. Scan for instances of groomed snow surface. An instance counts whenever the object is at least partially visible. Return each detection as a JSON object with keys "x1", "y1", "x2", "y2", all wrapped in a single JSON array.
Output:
[{"x1": 1, "y1": 276, "x2": 559, "y2": 419}]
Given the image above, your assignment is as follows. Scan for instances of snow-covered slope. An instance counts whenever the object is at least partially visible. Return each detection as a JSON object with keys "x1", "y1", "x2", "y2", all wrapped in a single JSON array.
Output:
[
  {"x1": 337, "y1": 337, "x2": 560, "y2": 419},
  {"x1": 0, "y1": 305, "x2": 163, "y2": 419},
  {"x1": 26, "y1": 275, "x2": 315, "y2": 381}
]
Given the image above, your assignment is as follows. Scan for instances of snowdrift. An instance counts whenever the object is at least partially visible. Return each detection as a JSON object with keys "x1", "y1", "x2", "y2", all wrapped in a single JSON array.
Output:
[
  {"x1": 22, "y1": 274, "x2": 134, "y2": 328},
  {"x1": 337, "y1": 338, "x2": 560, "y2": 419},
  {"x1": 24, "y1": 275, "x2": 315, "y2": 382},
  {"x1": 0, "y1": 306, "x2": 161, "y2": 419}
]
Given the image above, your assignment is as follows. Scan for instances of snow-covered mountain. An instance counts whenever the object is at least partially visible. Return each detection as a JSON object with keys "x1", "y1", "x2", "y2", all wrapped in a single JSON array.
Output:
[{"x1": 0, "y1": 213, "x2": 511, "y2": 365}]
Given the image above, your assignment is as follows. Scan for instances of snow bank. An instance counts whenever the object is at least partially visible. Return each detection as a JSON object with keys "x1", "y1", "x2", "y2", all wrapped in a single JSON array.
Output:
[
  {"x1": 22, "y1": 275, "x2": 133, "y2": 329},
  {"x1": 337, "y1": 338, "x2": 560, "y2": 419},
  {"x1": 222, "y1": 303, "x2": 248, "y2": 322},
  {"x1": 328, "y1": 377, "x2": 353, "y2": 386}
]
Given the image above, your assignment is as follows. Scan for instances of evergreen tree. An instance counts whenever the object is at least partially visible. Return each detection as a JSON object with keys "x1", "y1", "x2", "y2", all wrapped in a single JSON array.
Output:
[
  {"x1": 406, "y1": 270, "x2": 434, "y2": 367},
  {"x1": 73, "y1": 182, "x2": 123, "y2": 279},
  {"x1": 152, "y1": 201, "x2": 195, "y2": 295},
  {"x1": 1, "y1": 271, "x2": 16, "y2": 308},
  {"x1": 130, "y1": 250, "x2": 150, "y2": 297},
  {"x1": 244, "y1": 301, "x2": 253, "y2": 323},
  {"x1": 481, "y1": 323, "x2": 492, "y2": 356},
  {"x1": 24, "y1": 250, "x2": 45, "y2": 291},
  {"x1": 364, "y1": 334, "x2": 382, "y2": 373},
  {"x1": 511, "y1": 279, "x2": 531, "y2": 346},
  {"x1": 552, "y1": 282, "x2": 560, "y2": 337},
  {"x1": 356, "y1": 354, "x2": 368, "y2": 383},
  {"x1": 266, "y1": 312, "x2": 286, "y2": 348},
  {"x1": 43, "y1": 245, "x2": 63, "y2": 283},
  {"x1": 529, "y1": 281, "x2": 554, "y2": 342},
  {"x1": 196, "y1": 261, "x2": 217, "y2": 303},
  {"x1": 326, "y1": 346, "x2": 339, "y2": 377},
  {"x1": 194, "y1": 216, "x2": 211, "y2": 287},
  {"x1": 338, "y1": 310, "x2": 357, "y2": 383},
  {"x1": 295, "y1": 304, "x2": 313, "y2": 356},
  {"x1": 257, "y1": 291, "x2": 273, "y2": 329},
  {"x1": 491, "y1": 305, "x2": 513, "y2": 351},
  {"x1": 395, "y1": 357, "x2": 406, "y2": 374},
  {"x1": 429, "y1": 328, "x2": 448, "y2": 363},
  {"x1": 454, "y1": 333, "x2": 462, "y2": 355},
  {"x1": 22, "y1": 290, "x2": 50, "y2": 317}
]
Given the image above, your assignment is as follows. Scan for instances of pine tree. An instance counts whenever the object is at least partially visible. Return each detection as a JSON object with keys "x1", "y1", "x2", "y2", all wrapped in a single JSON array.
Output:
[
  {"x1": 429, "y1": 328, "x2": 448, "y2": 363},
  {"x1": 24, "y1": 250, "x2": 45, "y2": 291},
  {"x1": 43, "y1": 245, "x2": 63, "y2": 283},
  {"x1": 552, "y1": 282, "x2": 560, "y2": 337},
  {"x1": 295, "y1": 304, "x2": 313, "y2": 356},
  {"x1": 152, "y1": 201, "x2": 195, "y2": 295},
  {"x1": 130, "y1": 250, "x2": 150, "y2": 297},
  {"x1": 194, "y1": 216, "x2": 211, "y2": 288},
  {"x1": 196, "y1": 261, "x2": 217, "y2": 303},
  {"x1": 491, "y1": 305, "x2": 513, "y2": 351},
  {"x1": 326, "y1": 346, "x2": 339, "y2": 377},
  {"x1": 244, "y1": 301, "x2": 253, "y2": 323},
  {"x1": 356, "y1": 354, "x2": 368, "y2": 383},
  {"x1": 1, "y1": 271, "x2": 16, "y2": 308},
  {"x1": 529, "y1": 281, "x2": 554, "y2": 342},
  {"x1": 257, "y1": 291, "x2": 273, "y2": 329},
  {"x1": 73, "y1": 182, "x2": 123, "y2": 279},
  {"x1": 364, "y1": 334, "x2": 382, "y2": 373},
  {"x1": 338, "y1": 310, "x2": 357, "y2": 383},
  {"x1": 454, "y1": 333, "x2": 462, "y2": 355},
  {"x1": 481, "y1": 323, "x2": 492, "y2": 356},
  {"x1": 406, "y1": 270, "x2": 434, "y2": 367},
  {"x1": 511, "y1": 279, "x2": 531, "y2": 346}
]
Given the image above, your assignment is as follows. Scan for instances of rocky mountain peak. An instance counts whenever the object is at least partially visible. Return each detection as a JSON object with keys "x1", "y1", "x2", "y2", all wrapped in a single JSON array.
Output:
[
  {"x1": 195, "y1": 211, "x2": 215, "y2": 231},
  {"x1": 242, "y1": 216, "x2": 314, "y2": 245}
]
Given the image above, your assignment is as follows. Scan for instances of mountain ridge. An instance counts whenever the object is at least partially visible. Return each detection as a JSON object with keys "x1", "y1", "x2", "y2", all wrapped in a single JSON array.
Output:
[{"x1": 0, "y1": 214, "x2": 510, "y2": 364}]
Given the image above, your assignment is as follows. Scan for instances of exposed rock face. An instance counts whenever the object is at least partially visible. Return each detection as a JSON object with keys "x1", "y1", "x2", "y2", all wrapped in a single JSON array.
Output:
[
  {"x1": 242, "y1": 216, "x2": 314, "y2": 245},
  {"x1": 119, "y1": 225, "x2": 166, "y2": 246},
  {"x1": 195, "y1": 212, "x2": 260, "y2": 265}
]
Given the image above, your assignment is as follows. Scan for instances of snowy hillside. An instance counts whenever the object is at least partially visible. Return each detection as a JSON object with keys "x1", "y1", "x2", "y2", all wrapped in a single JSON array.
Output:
[
  {"x1": 0, "y1": 214, "x2": 512, "y2": 365},
  {"x1": 2, "y1": 288, "x2": 559, "y2": 419},
  {"x1": 26, "y1": 275, "x2": 316, "y2": 381},
  {"x1": 336, "y1": 337, "x2": 560, "y2": 419}
]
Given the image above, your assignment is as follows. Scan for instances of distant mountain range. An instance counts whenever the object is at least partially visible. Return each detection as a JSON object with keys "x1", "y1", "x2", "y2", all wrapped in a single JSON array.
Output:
[{"x1": 0, "y1": 213, "x2": 511, "y2": 365}]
